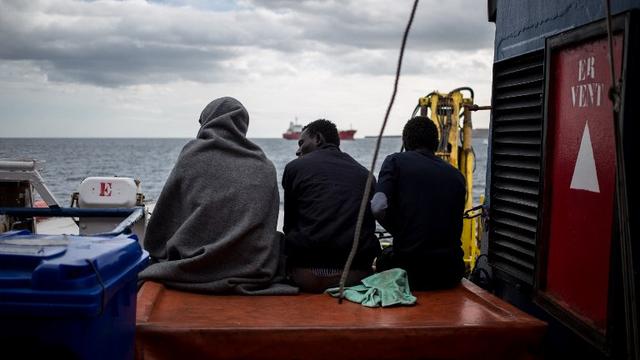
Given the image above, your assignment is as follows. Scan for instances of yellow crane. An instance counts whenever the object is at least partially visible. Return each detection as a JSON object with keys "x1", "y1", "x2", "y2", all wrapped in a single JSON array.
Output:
[{"x1": 411, "y1": 87, "x2": 489, "y2": 273}]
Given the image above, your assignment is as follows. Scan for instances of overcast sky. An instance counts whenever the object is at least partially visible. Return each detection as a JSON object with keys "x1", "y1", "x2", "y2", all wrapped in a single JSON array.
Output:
[{"x1": 0, "y1": 0, "x2": 495, "y2": 138}]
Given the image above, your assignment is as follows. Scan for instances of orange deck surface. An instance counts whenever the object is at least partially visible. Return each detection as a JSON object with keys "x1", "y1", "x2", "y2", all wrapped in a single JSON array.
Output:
[{"x1": 136, "y1": 279, "x2": 546, "y2": 359}]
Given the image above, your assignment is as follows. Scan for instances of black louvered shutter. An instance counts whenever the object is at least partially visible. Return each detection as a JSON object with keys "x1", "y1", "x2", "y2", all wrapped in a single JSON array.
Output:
[{"x1": 488, "y1": 50, "x2": 544, "y2": 286}]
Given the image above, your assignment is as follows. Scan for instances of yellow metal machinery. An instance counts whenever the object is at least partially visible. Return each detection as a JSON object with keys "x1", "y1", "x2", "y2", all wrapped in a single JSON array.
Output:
[{"x1": 411, "y1": 87, "x2": 486, "y2": 273}]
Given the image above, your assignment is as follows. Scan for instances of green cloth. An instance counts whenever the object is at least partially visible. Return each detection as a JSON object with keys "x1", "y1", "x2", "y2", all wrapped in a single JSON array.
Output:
[{"x1": 326, "y1": 268, "x2": 417, "y2": 307}]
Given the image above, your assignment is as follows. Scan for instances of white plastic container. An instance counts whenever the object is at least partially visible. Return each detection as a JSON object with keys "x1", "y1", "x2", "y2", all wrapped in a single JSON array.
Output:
[
  {"x1": 76, "y1": 177, "x2": 146, "y2": 240},
  {"x1": 78, "y1": 177, "x2": 138, "y2": 208}
]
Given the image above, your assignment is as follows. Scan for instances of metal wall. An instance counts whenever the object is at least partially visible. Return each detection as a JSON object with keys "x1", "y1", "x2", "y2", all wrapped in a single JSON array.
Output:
[{"x1": 493, "y1": 0, "x2": 638, "y2": 61}]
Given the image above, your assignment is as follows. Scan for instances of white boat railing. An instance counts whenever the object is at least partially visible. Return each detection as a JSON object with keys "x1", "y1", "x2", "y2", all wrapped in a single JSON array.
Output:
[{"x1": 0, "y1": 159, "x2": 60, "y2": 207}]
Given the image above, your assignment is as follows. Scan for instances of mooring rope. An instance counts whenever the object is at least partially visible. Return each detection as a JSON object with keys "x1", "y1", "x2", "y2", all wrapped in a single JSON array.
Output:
[{"x1": 337, "y1": 0, "x2": 419, "y2": 302}]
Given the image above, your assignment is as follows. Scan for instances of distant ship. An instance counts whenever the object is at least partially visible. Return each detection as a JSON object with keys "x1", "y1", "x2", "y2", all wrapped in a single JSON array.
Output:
[{"x1": 282, "y1": 120, "x2": 356, "y2": 140}]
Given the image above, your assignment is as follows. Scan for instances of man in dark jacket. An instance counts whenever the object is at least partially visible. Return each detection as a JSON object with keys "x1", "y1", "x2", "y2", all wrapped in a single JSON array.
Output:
[
  {"x1": 371, "y1": 116, "x2": 466, "y2": 290},
  {"x1": 282, "y1": 119, "x2": 380, "y2": 292}
]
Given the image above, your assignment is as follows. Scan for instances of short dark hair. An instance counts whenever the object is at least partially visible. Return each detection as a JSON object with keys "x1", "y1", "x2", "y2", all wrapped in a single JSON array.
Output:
[
  {"x1": 402, "y1": 116, "x2": 439, "y2": 152},
  {"x1": 303, "y1": 119, "x2": 340, "y2": 146}
]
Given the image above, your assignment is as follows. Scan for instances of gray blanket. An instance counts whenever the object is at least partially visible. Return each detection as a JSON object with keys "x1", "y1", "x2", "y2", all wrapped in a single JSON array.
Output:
[{"x1": 139, "y1": 97, "x2": 298, "y2": 295}]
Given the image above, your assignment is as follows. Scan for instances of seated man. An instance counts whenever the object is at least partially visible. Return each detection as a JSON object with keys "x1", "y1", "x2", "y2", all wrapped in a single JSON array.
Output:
[
  {"x1": 372, "y1": 116, "x2": 466, "y2": 290},
  {"x1": 139, "y1": 97, "x2": 296, "y2": 295},
  {"x1": 282, "y1": 119, "x2": 381, "y2": 293}
]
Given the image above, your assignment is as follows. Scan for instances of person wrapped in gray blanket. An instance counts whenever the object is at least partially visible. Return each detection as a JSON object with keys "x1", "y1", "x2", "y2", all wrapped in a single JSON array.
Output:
[{"x1": 139, "y1": 97, "x2": 298, "y2": 295}]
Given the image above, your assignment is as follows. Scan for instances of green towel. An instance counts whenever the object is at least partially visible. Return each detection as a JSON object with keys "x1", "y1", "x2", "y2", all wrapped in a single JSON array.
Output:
[{"x1": 326, "y1": 268, "x2": 417, "y2": 307}]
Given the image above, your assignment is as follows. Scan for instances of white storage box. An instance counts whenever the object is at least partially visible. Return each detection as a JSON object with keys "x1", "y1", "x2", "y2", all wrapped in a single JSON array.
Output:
[
  {"x1": 78, "y1": 177, "x2": 138, "y2": 208},
  {"x1": 76, "y1": 177, "x2": 146, "y2": 239}
]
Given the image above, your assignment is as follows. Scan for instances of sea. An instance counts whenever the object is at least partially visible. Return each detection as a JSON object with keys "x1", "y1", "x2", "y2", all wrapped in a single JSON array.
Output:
[{"x1": 0, "y1": 134, "x2": 488, "y2": 207}]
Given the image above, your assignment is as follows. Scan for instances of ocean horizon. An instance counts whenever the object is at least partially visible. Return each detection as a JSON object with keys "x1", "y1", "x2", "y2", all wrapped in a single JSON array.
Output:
[
  {"x1": 0, "y1": 128, "x2": 490, "y2": 140},
  {"x1": 1, "y1": 135, "x2": 488, "y2": 207}
]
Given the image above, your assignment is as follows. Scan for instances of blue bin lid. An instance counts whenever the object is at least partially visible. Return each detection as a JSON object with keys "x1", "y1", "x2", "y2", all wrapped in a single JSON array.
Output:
[{"x1": 0, "y1": 230, "x2": 149, "y2": 317}]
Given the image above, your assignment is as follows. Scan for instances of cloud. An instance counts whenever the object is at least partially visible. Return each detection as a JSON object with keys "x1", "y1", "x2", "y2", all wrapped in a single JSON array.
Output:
[
  {"x1": 0, "y1": 0, "x2": 493, "y2": 88},
  {"x1": 245, "y1": 0, "x2": 493, "y2": 51},
  {"x1": 0, "y1": 0, "x2": 290, "y2": 86}
]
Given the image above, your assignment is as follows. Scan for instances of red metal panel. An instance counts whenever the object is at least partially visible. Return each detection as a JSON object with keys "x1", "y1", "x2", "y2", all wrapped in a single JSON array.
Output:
[{"x1": 544, "y1": 35, "x2": 623, "y2": 332}]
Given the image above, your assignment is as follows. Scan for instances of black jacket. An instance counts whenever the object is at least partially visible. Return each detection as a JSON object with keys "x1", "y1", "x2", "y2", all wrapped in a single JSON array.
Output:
[
  {"x1": 375, "y1": 149, "x2": 466, "y2": 277},
  {"x1": 282, "y1": 144, "x2": 380, "y2": 269}
]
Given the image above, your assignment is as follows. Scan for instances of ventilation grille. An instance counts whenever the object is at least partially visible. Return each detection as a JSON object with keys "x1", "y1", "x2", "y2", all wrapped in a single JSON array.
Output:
[{"x1": 488, "y1": 50, "x2": 544, "y2": 286}]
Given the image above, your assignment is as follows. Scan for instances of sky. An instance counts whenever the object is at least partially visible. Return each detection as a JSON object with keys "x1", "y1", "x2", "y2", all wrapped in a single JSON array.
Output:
[{"x1": 0, "y1": 0, "x2": 496, "y2": 138}]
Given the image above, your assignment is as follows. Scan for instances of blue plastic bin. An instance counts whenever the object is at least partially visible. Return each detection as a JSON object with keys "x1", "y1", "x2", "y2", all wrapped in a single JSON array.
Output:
[{"x1": 0, "y1": 230, "x2": 149, "y2": 359}]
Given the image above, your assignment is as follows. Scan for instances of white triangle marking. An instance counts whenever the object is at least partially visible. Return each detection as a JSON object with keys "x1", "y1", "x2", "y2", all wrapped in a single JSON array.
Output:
[{"x1": 570, "y1": 121, "x2": 600, "y2": 193}]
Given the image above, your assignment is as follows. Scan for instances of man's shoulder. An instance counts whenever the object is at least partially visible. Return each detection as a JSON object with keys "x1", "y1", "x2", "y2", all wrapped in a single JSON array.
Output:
[
  {"x1": 287, "y1": 147, "x2": 363, "y2": 170},
  {"x1": 385, "y1": 151, "x2": 407, "y2": 161},
  {"x1": 384, "y1": 151, "x2": 424, "y2": 166},
  {"x1": 284, "y1": 151, "x2": 324, "y2": 175},
  {"x1": 284, "y1": 156, "x2": 305, "y2": 173},
  {"x1": 312, "y1": 147, "x2": 357, "y2": 165},
  {"x1": 436, "y1": 158, "x2": 466, "y2": 188},
  {"x1": 395, "y1": 151, "x2": 460, "y2": 175},
  {"x1": 335, "y1": 151, "x2": 374, "y2": 178},
  {"x1": 431, "y1": 155, "x2": 465, "y2": 178}
]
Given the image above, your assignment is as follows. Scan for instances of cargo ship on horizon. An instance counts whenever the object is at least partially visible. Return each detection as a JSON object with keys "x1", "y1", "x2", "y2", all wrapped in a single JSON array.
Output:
[{"x1": 282, "y1": 120, "x2": 356, "y2": 140}]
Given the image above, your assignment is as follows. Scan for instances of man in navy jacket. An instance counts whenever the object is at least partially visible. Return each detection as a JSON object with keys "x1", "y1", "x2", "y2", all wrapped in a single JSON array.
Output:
[{"x1": 371, "y1": 116, "x2": 466, "y2": 290}]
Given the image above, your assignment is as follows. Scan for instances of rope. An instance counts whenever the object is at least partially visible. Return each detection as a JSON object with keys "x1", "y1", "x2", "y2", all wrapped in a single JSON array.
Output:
[
  {"x1": 337, "y1": 0, "x2": 419, "y2": 303},
  {"x1": 603, "y1": 1, "x2": 639, "y2": 358}
]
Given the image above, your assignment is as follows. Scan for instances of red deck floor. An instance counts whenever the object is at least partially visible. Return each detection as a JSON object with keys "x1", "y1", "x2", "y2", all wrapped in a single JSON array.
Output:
[{"x1": 136, "y1": 279, "x2": 546, "y2": 359}]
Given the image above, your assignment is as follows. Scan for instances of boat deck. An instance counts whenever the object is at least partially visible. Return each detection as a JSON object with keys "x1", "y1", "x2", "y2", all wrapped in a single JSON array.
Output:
[{"x1": 136, "y1": 279, "x2": 546, "y2": 360}]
